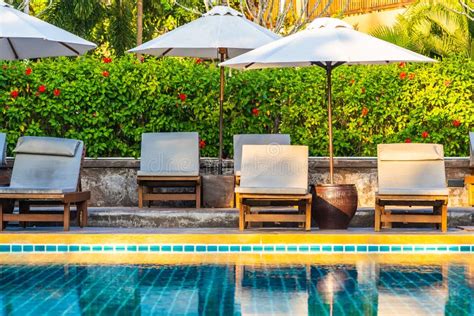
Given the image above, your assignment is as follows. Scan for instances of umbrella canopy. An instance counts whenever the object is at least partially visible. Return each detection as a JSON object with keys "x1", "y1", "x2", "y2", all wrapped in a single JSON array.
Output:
[
  {"x1": 128, "y1": 6, "x2": 279, "y2": 59},
  {"x1": 0, "y1": 1, "x2": 96, "y2": 60},
  {"x1": 128, "y1": 6, "x2": 280, "y2": 174},
  {"x1": 221, "y1": 17, "x2": 436, "y2": 183}
]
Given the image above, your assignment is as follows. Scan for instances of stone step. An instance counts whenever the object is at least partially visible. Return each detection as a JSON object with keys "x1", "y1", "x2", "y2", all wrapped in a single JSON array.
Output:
[{"x1": 88, "y1": 207, "x2": 473, "y2": 229}]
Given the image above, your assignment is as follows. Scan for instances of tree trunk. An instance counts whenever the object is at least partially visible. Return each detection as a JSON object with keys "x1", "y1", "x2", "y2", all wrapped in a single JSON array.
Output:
[{"x1": 136, "y1": 0, "x2": 143, "y2": 55}]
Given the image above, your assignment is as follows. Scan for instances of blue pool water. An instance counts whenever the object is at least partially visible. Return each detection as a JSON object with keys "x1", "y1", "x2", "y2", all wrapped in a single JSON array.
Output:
[{"x1": 0, "y1": 262, "x2": 472, "y2": 315}]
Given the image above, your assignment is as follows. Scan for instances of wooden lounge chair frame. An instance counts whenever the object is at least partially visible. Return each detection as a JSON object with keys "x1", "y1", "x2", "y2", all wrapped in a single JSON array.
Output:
[
  {"x1": 465, "y1": 132, "x2": 474, "y2": 206},
  {"x1": 238, "y1": 193, "x2": 312, "y2": 231},
  {"x1": 374, "y1": 143, "x2": 449, "y2": 232},
  {"x1": 137, "y1": 132, "x2": 201, "y2": 208},
  {"x1": 237, "y1": 145, "x2": 311, "y2": 231},
  {"x1": 137, "y1": 176, "x2": 201, "y2": 208},
  {"x1": 0, "y1": 140, "x2": 90, "y2": 231},
  {"x1": 375, "y1": 194, "x2": 448, "y2": 232}
]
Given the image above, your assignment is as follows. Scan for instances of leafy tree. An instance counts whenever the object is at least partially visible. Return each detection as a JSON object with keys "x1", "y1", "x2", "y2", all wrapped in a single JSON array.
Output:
[{"x1": 371, "y1": 0, "x2": 474, "y2": 58}]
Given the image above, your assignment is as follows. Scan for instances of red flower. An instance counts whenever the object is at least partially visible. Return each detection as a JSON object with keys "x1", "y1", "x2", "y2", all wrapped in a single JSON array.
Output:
[
  {"x1": 361, "y1": 107, "x2": 369, "y2": 116},
  {"x1": 444, "y1": 80, "x2": 451, "y2": 87},
  {"x1": 408, "y1": 73, "x2": 415, "y2": 80},
  {"x1": 25, "y1": 68, "x2": 32, "y2": 75},
  {"x1": 399, "y1": 72, "x2": 407, "y2": 80},
  {"x1": 38, "y1": 85, "x2": 46, "y2": 93},
  {"x1": 199, "y1": 139, "x2": 206, "y2": 149},
  {"x1": 350, "y1": 79, "x2": 356, "y2": 85},
  {"x1": 140, "y1": 56, "x2": 145, "y2": 63},
  {"x1": 195, "y1": 58, "x2": 203, "y2": 64},
  {"x1": 361, "y1": 87, "x2": 366, "y2": 94},
  {"x1": 405, "y1": 138, "x2": 412, "y2": 143},
  {"x1": 251, "y1": 108, "x2": 259, "y2": 116},
  {"x1": 178, "y1": 93, "x2": 187, "y2": 102},
  {"x1": 53, "y1": 88, "x2": 61, "y2": 97},
  {"x1": 102, "y1": 57, "x2": 112, "y2": 63},
  {"x1": 421, "y1": 131, "x2": 429, "y2": 139},
  {"x1": 10, "y1": 90, "x2": 19, "y2": 98},
  {"x1": 102, "y1": 71, "x2": 109, "y2": 77},
  {"x1": 398, "y1": 62, "x2": 406, "y2": 68},
  {"x1": 452, "y1": 120, "x2": 461, "y2": 127}
]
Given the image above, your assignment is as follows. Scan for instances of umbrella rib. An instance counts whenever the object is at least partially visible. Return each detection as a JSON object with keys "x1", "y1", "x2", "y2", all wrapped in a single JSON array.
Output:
[
  {"x1": 244, "y1": 62, "x2": 255, "y2": 69},
  {"x1": 59, "y1": 42, "x2": 80, "y2": 55},
  {"x1": 161, "y1": 48, "x2": 173, "y2": 57},
  {"x1": 6, "y1": 38, "x2": 19, "y2": 59}
]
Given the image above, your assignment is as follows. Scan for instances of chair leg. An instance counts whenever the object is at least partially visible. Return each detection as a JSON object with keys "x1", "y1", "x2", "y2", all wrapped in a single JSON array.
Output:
[
  {"x1": 374, "y1": 203, "x2": 381, "y2": 232},
  {"x1": 77, "y1": 201, "x2": 88, "y2": 228},
  {"x1": 441, "y1": 203, "x2": 448, "y2": 233},
  {"x1": 305, "y1": 199, "x2": 311, "y2": 231},
  {"x1": 382, "y1": 209, "x2": 391, "y2": 229},
  {"x1": 19, "y1": 201, "x2": 30, "y2": 228},
  {"x1": 239, "y1": 201, "x2": 245, "y2": 231},
  {"x1": 235, "y1": 192, "x2": 241, "y2": 209},
  {"x1": 138, "y1": 184, "x2": 144, "y2": 208},
  {"x1": 63, "y1": 203, "x2": 70, "y2": 231},
  {"x1": 195, "y1": 181, "x2": 201, "y2": 208}
]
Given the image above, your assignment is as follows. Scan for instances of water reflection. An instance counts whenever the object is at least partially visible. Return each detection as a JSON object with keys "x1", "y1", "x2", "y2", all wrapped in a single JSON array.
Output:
[{"x1": 0, "y1": 261, "x2": 472, "y2": 315}]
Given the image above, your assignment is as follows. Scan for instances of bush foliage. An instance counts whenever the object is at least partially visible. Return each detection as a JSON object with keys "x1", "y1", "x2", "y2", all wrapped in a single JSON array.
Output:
[{"x1": 0, "y1": 55, "x2": 472, "y2": 157}]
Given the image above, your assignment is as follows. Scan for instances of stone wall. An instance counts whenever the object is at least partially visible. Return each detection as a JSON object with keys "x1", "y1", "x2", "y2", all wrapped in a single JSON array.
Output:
[{"x1": 3, "y1": 157, "x2": 471, "y2": 207}]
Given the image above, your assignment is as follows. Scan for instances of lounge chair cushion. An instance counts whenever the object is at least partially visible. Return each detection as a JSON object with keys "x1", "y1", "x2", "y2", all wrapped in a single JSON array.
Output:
[
  {"x1": 378, "y1": 143, "x2": 443, "y2": 161},
  {"x1": 140, "y1": 132, "x2": 199, "y2": 176},
  {"x1": 239, "y1": 145, "x2": 308, "y2": 194},
  {"x1": 14, "y1": 136, "x2": 80, "y2": 157},
  {"x1": 377, "y1": 143, "x2": 447, "y2": 196},
  {"x1": 377, "y1": 188, "x2": 449, "y2": 196},
  {"x1": 233, "y1": 134, "x2": 290, "y2": 175},
  {"x1": 6, "y1": 137, "x2": 83, "y2": 192},
  {"x1": 235, "y1": 187, "x2": 308, "y2": 195},
  {"x1": 0, "y1": 133, "x2": 6, "y2": 166},
  {"x1": 0, "y1": 187, "x2": 76, "y2": 194}
]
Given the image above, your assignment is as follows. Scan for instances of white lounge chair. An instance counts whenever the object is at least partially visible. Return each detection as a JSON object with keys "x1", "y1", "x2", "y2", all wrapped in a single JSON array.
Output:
[
  {"x1": 233, "y1": 134, "x2": 291, "y2": 208},
  {"x1": 0, "y1": 136, "x2": 90, "y2": 231},
  {"x1": 375, "y1": 143, "x2": 449, "y2": 232},
  {"x1": 236, "y1": 144, "x2": 311, "y2": 230},
  {"x1": 137, "y1": 132, "x2": 201, "y2": 208}
]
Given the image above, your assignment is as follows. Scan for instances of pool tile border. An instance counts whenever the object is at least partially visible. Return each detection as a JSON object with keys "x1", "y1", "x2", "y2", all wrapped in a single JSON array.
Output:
[{"x1": 0, "y1": 243, "x2": 473, "y2": 254}]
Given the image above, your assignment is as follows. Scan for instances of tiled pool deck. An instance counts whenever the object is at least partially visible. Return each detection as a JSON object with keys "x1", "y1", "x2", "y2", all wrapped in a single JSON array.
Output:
[{"x1": 1, "y1": 227, "x2": 473, "y2": 264}]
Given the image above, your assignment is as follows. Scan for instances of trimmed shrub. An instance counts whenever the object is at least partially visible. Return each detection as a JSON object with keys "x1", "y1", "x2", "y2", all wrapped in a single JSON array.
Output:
[{"x1": 0, "y1": 55, "x2": 472, "y2": 157}]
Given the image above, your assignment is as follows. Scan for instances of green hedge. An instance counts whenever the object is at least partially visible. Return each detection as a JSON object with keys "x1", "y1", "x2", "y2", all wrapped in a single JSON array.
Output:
[{"x1": 0, "y1": 55, "x2": 472, "y2": 157}]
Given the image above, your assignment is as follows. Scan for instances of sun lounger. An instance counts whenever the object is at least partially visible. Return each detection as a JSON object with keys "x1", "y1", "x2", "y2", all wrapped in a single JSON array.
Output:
[
  {"x1": 0, "y1": 133, "x2": 8, "y2": 186},
  {"x1": 375, "y1": 143, "x2": 449, "y2": 232},
  {"x1": 137, "y1": 132, "x2": 201, "y2": 208},
  {"x1": 233, "y1": 134, "x2": 291, "y2": 208},
  {"x1": 236, "y1": 145, "x2": 311, "y2": 231},
  {"x1": 0, "y1": 136, "x2": 90, "y2": 231},
  {"x1": 465, "y1": 132, "x2": 474, "y2": 206}
]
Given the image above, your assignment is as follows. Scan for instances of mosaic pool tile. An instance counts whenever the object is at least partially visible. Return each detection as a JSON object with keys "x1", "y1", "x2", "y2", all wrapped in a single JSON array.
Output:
[{"x1": 0, "y1": 243, "x2": 472, "y2": 254}]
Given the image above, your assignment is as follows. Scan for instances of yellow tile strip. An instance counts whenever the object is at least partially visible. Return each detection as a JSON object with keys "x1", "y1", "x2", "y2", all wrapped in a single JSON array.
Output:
[{"x1": 0, "y1": 233, "x2": 473, "y2": 245}]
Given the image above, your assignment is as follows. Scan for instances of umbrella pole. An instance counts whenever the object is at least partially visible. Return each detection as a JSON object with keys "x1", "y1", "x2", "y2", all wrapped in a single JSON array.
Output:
[
  {"x1": 326, "y1": 63, "x2": 334, "y2": 184},
  {"x1": 218, "y1": 49, "x2": 226, "y2": 175}
]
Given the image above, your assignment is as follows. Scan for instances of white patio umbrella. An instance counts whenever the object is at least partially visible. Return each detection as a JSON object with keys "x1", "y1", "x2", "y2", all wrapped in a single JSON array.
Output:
[
  {"x1": 221, "y1": 17, "x2": 436, "y2": 184},
  {"x1": 128, "y1": 6, "x2": 280, "y2": 174},
  {"x1": 0, "y1": 1, "x2": 96, "y2": 60}
]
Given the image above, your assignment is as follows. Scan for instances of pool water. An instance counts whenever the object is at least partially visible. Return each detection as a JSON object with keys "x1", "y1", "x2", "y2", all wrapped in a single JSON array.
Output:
[{"x1": 0, "y1": 262, "x2": 472, "y2": 315}]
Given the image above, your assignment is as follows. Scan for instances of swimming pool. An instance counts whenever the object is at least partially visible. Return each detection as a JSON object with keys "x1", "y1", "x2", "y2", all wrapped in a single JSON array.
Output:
[{"x1": 1, "y1": 261, "x2": 472, "y2": 315}]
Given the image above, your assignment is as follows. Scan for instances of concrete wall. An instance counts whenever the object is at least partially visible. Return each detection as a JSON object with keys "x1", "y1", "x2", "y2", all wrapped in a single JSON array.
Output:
[{"x1": 2, "y1": 157, "x2": 470, "y2": 207}]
